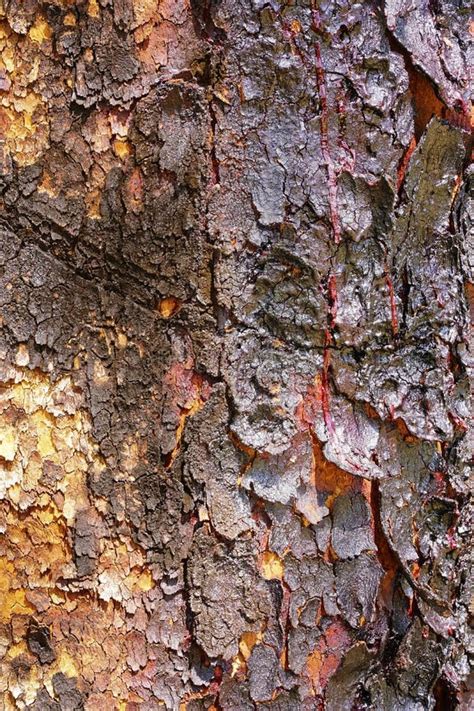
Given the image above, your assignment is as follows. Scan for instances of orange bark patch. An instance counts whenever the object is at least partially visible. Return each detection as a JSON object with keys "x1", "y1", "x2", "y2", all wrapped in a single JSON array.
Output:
[
  {"x1": 229, "y1": 430, "x2": 258, "y2": 459},
  {"x1": 163, "y1": 363, "x2": 211, "y2": 467},
  {"x1": 370, "y1": 481, "x2": 402, "y2": 606},
  {"x1": 231, "y1": 629, "x2": 264, "y2": 677},
  {"x1": 407, "y1": 68, "x2": 444, "y2": 140},
  {"x1": 134, "y1": 0, "x2": 199, "y2": 72},
  {"x1": 312, "y1": 435, "x2": 358, "y2": 502},
  {"x1": 158, "y1": 296, "x2": 181, "y2": 319},
  {"x1": 125, "y1": 167, "x2": 144, "y2": 212},
  {"x1": 296, "y1": 375, "x2": 323, "y2": 430},
  {"x1": 306, "y1": 620, "x2": 352, "y2": 695}
]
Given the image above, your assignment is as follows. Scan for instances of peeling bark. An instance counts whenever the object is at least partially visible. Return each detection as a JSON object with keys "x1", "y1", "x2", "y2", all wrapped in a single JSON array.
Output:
[{"x1": 0, "y1": 0, "x2": 472, "y2": 709}]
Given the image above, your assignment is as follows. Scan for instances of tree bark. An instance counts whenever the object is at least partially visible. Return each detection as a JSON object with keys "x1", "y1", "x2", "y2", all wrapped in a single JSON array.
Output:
[{"x1": 0, "y1": 0, "x2": 471, "y2": 709}]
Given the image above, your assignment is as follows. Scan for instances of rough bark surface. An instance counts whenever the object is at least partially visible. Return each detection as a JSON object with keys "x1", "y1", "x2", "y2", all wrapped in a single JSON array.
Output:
[{"x1": 0, "y1": 0, "x2": 472, "y2": 709}]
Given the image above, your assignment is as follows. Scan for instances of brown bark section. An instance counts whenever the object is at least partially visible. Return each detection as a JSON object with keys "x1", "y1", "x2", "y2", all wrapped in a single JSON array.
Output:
[{"x1": 0, "y1": 1, "x2": 472, "y2": 709}]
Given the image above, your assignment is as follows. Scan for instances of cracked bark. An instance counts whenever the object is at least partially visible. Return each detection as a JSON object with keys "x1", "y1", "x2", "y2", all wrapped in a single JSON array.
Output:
[{"x1": 0, "y1": 0, "x2": 472, "y2": 709}]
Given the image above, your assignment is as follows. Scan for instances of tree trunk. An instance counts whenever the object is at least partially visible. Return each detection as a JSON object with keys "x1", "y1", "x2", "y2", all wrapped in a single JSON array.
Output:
[{"x1": 0, "y1": 0, "x2": 471, "y2": 709}]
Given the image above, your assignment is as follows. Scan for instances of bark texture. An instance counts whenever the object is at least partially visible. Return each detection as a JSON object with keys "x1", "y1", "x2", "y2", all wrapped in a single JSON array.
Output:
[{"x1": 0, "y1": 0, "x2": 472, "y2": 709}]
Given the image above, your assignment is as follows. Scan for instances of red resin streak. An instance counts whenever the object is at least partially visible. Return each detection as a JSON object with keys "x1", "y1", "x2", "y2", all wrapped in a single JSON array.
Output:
[
  {"x1": 385, "y1": 270, "x2": 399, "y2": 336},
  {"x1": 310, "y1": 1, "x2": 341, "y2": 244},
  {"x1": 280, "y1": 9, "x2": 341, "y2": 433},
  {"x1": 397, "y1": 136, "x2": 417, "y2": 191},
  {"x1": 321, "y1": 330, "x2": 335, "y2": 436},
  {"x1": 281, "y1": 5, "x2": 341, "y2": 243},
  {"x1": 321, "y1": 274, "x2": 338, "y2": 436}
]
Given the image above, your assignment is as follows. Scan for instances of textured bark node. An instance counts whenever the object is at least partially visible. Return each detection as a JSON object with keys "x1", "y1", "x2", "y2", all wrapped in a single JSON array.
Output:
[{"x1": 0, "y1": 0, "x2": 472, "y2": 709}]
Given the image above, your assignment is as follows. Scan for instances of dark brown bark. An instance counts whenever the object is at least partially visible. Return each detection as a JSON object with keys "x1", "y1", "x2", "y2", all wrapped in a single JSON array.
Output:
[{"x1": 0, "y1": 0, "x2": 472, "y2": 709}]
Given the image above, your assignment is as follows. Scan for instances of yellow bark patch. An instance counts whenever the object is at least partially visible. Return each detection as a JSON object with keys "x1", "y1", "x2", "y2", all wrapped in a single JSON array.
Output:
[
  {"x1": 133, "y1": 0, "x2": 159, "y2": 28},
  {"x1": 158, "y1": 296, "x2": 181, "y2": 318},
  {"x1": 239, "y1": 630, "x2": 263, "y2": 659},
  {"x1": 0, "y1": 559, "x2": 35, "y2": 622},
  {"x1": 1, "y1": 92, "x2": 49, "y2": 166},
  {"x1": 31, "y1": 411, "x2": 56, "y2": 458},
  {"x1": 0, "y1": 426, "x2": 17, "y2": 461},
  {"x1": 130, "y1": 568, "x2": 154, "y2": 593},
  {"x1": 231, "y1": 629, "x2": 263, "y2": 677},
  {"x1": 28, "y1": 17, "x2": 52, "y2": 44},
  {"x1": 113, "y1": 138, "x2": 132, "y2": 159},
  {"x1": 57, "y1": 650, "x2": 79, "y2": 678},
  {"x1": 86, "y1": 187, "x2": 102, "y2": 219},
  {"x1": 87, "y1": 0, "x2": 100, "y2": 18},
  {"x1": 260, "y1": 551, "x2": 284, "y2": 580},
  {"x1": 0, "y1": 15, "x2": 54, "y2": 164},
  {"x1": 117, "y1": 332, "x2": 128, "y2": 349},
  {"x1": 0, "y1": 366, "x2": 159, "y2": 705}
]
